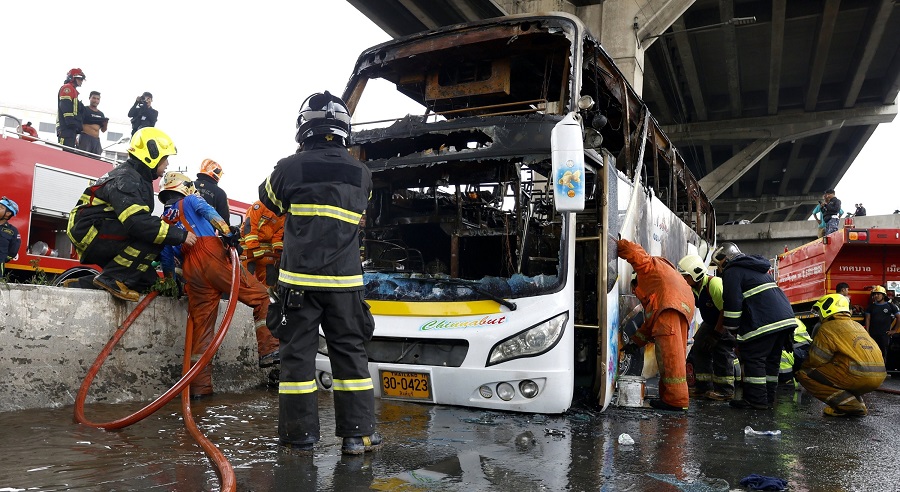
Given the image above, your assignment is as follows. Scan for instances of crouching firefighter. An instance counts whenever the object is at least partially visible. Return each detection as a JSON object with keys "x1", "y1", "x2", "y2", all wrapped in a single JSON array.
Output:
[
  {"x1": 795, "y1": 294, "x2": 886, "y2": 417},
  {"x1": 66, "y1": 128, "x2": 196, "y2": 301},
  {"x1": 261, "y1": 90, "x2": 381, "y2": 455},
  {"x1": 157, "y1": 172, "x2": 280, "y2": 398}
]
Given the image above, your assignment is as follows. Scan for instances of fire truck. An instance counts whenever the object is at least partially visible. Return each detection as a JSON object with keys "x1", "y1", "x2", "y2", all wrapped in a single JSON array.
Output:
[
  {"x1": 0, "y1": 125, "x2": 249, "y2": 283},
  {"x1": 775, "y1": 219, "x2": 900, "y2": 372}
]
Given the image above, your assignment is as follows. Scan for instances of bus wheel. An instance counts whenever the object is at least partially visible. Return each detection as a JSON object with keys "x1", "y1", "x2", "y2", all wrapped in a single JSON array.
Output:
[{"x1": 51, "y1": 266, "x2": 101, "y2": 287}]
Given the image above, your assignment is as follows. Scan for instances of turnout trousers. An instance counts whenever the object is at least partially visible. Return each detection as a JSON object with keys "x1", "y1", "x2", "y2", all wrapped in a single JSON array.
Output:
[
  {"x1": 182, "y1": 236, "x2": 279, "y2": 396},
  {"x1": 795, "y1": 364, "x2": 885, "y2": 414},
  {"x1": 243, "y1": 254, "x2": 279, "y2": 287},
  {"x1": 652, "y1": 310, "x2": 690, "y2": 408},
  {"x1": 270, "y1": 289, "x2": 376, "y2": 445},
  {"x1": 737, "y1": 329, "x2": 792, "y2": 406},
  {"x1": 692, "y1": 322, "x2": 737, "y2": 396},
  {"x1": 80, "y1": 219, "x2": 160, "y2": 292}
]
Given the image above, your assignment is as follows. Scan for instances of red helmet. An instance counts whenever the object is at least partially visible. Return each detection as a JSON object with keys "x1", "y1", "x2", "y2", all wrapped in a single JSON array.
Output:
[{"x1": 66, "y1": 68, "x2": 86, "y2": 81}]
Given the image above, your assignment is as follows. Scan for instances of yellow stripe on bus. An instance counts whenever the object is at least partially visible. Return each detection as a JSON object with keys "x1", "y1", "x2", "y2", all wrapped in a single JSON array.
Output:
[{"x1": 367, "y1": 300, "x2": 503, "y2": 316}]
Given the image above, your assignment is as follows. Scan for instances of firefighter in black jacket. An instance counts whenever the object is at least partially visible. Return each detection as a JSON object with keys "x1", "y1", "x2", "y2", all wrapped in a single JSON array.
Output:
[
  {"x1": 0, "y1": 197, "x2": 21, "y2": 277},
  {"x1": 67, "y1": 127, "x2": 197, "y2": 301},
  {"x1": 260, "y1": 91, "x2": 380, "y2": 456},
  {"x1": 714, "y1": 242, "x2": 797, "y2": 410},
  {"x1": 195, "y1": 159, "x2": 230, "y2": 223}
]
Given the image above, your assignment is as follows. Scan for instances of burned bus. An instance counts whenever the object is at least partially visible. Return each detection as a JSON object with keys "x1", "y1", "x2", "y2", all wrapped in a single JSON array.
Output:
[{"x1": 314, "y1": 13, "x2": 715, "y2": 413}]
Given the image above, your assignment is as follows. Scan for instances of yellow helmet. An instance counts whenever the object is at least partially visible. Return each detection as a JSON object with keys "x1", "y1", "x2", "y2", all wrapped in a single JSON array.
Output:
[
  {"x1": 812, "y1": 293, "x2": 850, "y2": 319},
  {"x1": 129, "y1": 127, "x2": 177, "y2": 169},
  {"x1": 158, "y1": 172, "x2": 196, "y2": 203},
  {"x1": 872, "y1": 285, "x2": 887, "y2": 295},
  {"x1": 677, "y1": 254, "x2": 706, "y2": 282}
]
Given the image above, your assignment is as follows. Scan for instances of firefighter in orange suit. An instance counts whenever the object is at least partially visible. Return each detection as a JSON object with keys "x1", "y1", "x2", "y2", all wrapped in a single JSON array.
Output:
[
  {"x1": 618, "y1": 238, "x2": 696, "y2": 411},
  {"x1": 240, "y1": 200, "x2": 285, "y2": 287},
  {"x1": 795, "y1": 294, "x2": 886, "y2": 417},
  {"x1": 158, "y1": 172, "x2": 280, "y2": 398}
]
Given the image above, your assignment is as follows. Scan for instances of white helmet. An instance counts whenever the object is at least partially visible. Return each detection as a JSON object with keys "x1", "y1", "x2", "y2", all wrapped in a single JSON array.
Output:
[{"x1": 678, "y1": 254, "x2": 706, "y2": 282}]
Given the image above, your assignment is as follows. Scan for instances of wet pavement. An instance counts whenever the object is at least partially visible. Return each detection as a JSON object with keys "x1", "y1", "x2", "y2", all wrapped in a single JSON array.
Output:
[{"x1": 1, "y1": 377, "x2": 898, "y2": 491}]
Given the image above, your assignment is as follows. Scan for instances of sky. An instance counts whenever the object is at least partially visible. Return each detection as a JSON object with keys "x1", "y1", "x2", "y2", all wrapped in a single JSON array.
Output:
[{"x1": 1, "y1": 1, "x2": 898, "y2": 216}]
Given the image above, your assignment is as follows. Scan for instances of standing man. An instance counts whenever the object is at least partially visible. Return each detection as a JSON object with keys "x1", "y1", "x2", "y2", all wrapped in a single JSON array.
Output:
[
  {"x1": 66, "y1": 127, "x2": 196, "y2": 301},
  {"x1": 260, "y1": 91, "x2": 380, "y2": 455},
  {"x1": 0, "y1": 197, "x2": 21, "y2": 277},
  {"x1": 158, "y1": 172, "x2": 280, "y2": 398},
  {"x1": 77, "y1": 91, "x2": 108, "y2": 155},
  {"x1": 678, "y1": 254, "x2": 736, "y2": 401},
  {"x1": 619, "y1": 238, "x2": 695, "y2": 411},
  {"x1": 195, "y1": 159, "x2": 230, "y2": 223},
  {"x1": 822, "y1": 189, "x2": 842, "y2": 235},
  {"x1": 128, "y1": 92, "x2": 158, "y2": 135},
  {"x1": 864, "y1": 286, "x2": 900, "y2": 358},
  {"x1": 240, "y1": 200, "x2": 285, "y2": 287},
  {"x1": 57, "y1": 68, "x2": 85, "y2": 148},
  {"x1": 714, "y1": 242, "x2": 797, "y2": 410},
  {"x1": 796, "y1": 294, "x2": 885, "y2": 417}
]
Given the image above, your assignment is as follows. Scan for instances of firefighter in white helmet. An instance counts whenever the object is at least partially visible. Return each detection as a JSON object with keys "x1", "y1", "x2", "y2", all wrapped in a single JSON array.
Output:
[{"x1": 678, "y1": 254, "x2": 736, "y2": 401}]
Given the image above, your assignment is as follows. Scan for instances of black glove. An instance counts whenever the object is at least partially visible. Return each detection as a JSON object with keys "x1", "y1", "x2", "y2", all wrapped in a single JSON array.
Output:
[
  {"x1": 222, "y1": 230, "x2": 241, "y2": 249},
  {"x1": 622, "y1": 340, "x2": 640, "y2": 356},
  {"x1": 697, "y1": 330, "x2": 723, "y2": 352}
]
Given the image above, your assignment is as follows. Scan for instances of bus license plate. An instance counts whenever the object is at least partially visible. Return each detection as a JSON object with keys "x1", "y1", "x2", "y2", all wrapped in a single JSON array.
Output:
[{"x1": 380, "y1": 370, "x2": 432, "y2": 401}]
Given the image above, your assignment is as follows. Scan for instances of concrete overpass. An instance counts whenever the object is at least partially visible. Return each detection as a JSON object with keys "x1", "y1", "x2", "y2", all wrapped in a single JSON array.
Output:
[{"x1": 347, "y1": 0, "x2": 899, "y2": 225}]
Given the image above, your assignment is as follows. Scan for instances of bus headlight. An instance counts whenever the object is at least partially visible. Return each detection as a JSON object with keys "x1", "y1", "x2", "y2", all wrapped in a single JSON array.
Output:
[{"x1": 487, "y1": 312, "x2": 568, "y2": 366}]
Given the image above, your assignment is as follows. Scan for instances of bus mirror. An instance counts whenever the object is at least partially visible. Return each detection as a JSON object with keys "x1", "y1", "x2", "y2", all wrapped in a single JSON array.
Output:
[{"x1": 551, "y1": 112, "x2": 586, "y2": 212}]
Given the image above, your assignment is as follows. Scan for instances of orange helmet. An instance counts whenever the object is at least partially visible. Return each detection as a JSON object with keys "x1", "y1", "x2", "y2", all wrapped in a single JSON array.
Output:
[{"x1": 199, "y1": 159, "x2": 224, "y2": 181}]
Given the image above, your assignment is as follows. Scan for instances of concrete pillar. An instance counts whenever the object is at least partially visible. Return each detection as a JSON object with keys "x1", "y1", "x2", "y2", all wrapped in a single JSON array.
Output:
[{"x1": 493, "y1": 0, "x2": 694, "y2": 95}]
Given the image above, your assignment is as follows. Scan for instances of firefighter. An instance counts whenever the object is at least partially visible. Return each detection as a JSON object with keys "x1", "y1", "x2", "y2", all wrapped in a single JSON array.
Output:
[
  {"x1": 260, "y1": 91, "x2": 380, "y2": 455},
  {"x1": 678, "y1": 254, "x2": 736, "y2": 401},
  {"x1": 240, "y1": 200, "x2": 285, "y2": 287},
  {"x1": 713, "y1": 242, "x2": 797, "y2": 410},
  {"x1": 795, "y1": 294, "x2": 886, "y2": 417},
  {"x1": 66, "y1": 127, "x2": 196, "y2": 301},
  {"x1": 158, "y1": 172, "x2": 280, "y2": 398},
  {"x1": 778, "y1": 318, "x2": 812, "y2": 388},
  {"x1": 57, "y1": 68, "x2": 85, "y2": 149},
  {"x1": 195, "y1": 159, "x2": 230, "y2": 224},
  {"x1": 0, "y1": 197, "x2": 21, "y2": 277},
  {"x1": 619, "y1": 239, "x2": 695, "y2": 411}
]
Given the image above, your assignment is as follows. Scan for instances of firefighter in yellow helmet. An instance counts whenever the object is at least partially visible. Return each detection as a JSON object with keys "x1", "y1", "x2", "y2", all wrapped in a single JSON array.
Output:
[
  {"x1": 66, "y1": 128, "x2": 198, "y2": 301},
  {"x1": 795, "y1": 294, "x2": 886, "y2": 417}
]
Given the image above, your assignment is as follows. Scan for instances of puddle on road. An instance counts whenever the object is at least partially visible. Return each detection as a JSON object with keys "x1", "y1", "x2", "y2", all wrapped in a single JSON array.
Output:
[{"x1": 0, "y1": 386, "x2": 898, "y2": 491}]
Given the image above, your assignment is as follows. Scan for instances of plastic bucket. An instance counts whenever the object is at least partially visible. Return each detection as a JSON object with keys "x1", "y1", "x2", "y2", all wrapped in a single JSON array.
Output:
[{"x1": 617, "y1": 375, "x2": 646, "y2": 407}]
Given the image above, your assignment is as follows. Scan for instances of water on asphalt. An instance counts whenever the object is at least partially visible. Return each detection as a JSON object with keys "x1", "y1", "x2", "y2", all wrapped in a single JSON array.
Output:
[{"x1": 1, "y1": 379, "x2": 898, "y2": 491}]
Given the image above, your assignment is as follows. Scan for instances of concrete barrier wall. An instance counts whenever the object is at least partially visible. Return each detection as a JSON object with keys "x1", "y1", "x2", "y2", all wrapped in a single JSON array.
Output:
[{"x1": 0, "y1": 284, "x2": 270, "y2": 412}]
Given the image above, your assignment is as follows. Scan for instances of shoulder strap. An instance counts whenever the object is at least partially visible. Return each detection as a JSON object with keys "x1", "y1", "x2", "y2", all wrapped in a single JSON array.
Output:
[{"x1": 177, "y1": 199, "x2": 197, "y2": 235}]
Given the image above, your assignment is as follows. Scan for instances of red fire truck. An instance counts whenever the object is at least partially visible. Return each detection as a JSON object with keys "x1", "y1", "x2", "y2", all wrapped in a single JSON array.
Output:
[
  {"x1": 0, "y1": 130, "x2": 250, "y2": 283},
  {"x1": 775, "y1": 220, "x2": 900, "y2": 372}
]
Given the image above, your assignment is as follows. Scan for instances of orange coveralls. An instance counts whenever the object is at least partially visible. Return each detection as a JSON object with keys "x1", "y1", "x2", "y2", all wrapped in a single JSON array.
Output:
[
  {"x1": 618, "y1": 239, "x2": 696, "y2": 408},
  {"x1": 240, "y1": 201, "x2": 285, "y2": 287}
]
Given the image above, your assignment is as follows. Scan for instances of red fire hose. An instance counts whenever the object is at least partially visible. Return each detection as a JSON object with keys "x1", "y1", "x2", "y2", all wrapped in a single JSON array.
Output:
[{"x1": 74, "y1": 248, "x2": 242, "y2": 491}]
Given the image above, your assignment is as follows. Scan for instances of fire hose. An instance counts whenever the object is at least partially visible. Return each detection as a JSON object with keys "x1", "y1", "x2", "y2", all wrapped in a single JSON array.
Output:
[{"x1": 74, "y1": 247, "x2": 242, "y2": 491}]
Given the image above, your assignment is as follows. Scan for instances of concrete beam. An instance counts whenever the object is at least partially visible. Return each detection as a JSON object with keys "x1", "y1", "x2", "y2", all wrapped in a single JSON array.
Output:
[
  {"x1": 767, "y1": 0, "x2": 786, "y2": 115},
  {"x1": 662, "y1": 104, "x2": 898, "y2": 141},
  {"x1": 777, "y1": 139, "x2": 804, "y2": 196},
  {"x1": 700, "y1": 138, "x2": 780, "y2": 200},
  {"x1": 844, "y1": 0, "x2": 894, "y2": 108},
  {"x1": 671, "y1": 17, "x2": 707, "y2": 121},
  {"x1": 804, "y1": 0, "x2": 839, "y2": 111},
  {"x1": 398, "y1": 0, "x2": 441, "y2": 30},
  {"x1": 637, "y1": 0, "x2": 696, "y2": 49},
  {"x1": 801, "y1": 130, "x2": 839, "y2": 195},
  {"x1": 719, "y1": 0, "x2": 742, "y2": 117}
]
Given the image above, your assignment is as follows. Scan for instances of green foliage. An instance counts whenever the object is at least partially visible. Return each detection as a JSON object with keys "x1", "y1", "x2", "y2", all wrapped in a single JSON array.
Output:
[
  {"x1": 152, "y1": 277, "x2": 181, "y2": 298},
  {"x1": 27, "y1": 259, "x2": 50, "y2": 285}
]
